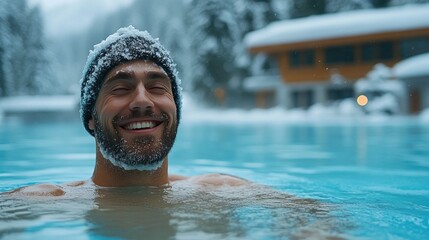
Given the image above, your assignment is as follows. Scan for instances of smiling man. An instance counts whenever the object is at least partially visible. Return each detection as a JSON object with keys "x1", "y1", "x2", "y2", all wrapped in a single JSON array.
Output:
[
  {"x1": 88, "y1": 60, "x2": 178, "y2": 187},
  {"x1": 79, "y1": 26, "x2": 184, "y2": 188},
  {"x1": 79, "y1": 26, "x2": 250, "y2": 188},
  {"x1": 9, "y1": 26, "x2": 247, "y2": 196}
]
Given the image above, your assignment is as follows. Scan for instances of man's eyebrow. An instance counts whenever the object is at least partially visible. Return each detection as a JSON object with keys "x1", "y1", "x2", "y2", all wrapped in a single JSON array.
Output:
[
  {"x1": 105, "y1": 70, "x2": 134, "y2": 84},
  {"x1": 146, "y1": 70, "x2": 170, "y2": 81}
]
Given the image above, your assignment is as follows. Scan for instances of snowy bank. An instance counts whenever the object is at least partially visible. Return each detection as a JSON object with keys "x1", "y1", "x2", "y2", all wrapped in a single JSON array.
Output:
[
  {"x1": 181, "y1": 93, "x2": 424, "y2": 125},
  {"x1": 0, "y1": 95, "x2": 78, "y2": 112},
  {"x1": 419, "y1": 108, "x2": 429, "y2": 122},
  {"x1": 0, "y1": 95, "x2": 79, "y2": 122}
]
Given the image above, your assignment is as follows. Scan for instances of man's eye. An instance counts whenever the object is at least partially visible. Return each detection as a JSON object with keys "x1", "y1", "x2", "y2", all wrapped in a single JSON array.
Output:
[
  {"x1": 149, "y1": 85, "x2": 168, "y2": 94},
  {"x1": 112, "y1": 87, "x2": 130, "y2": 95}
]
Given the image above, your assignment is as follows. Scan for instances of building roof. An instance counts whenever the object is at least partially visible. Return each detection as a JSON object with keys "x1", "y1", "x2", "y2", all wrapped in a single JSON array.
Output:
[
  {"x1": 245, "y1": 4, "x2": 429, "y2": 48},
  {"x1": 393, "y1": 53, "x2": 429, "y2": 79}
]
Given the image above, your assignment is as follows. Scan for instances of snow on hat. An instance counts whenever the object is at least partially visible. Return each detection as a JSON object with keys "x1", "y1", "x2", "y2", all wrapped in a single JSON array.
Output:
[{"x1": 80, "y1": 25, "x2": 182, "y2": 136}]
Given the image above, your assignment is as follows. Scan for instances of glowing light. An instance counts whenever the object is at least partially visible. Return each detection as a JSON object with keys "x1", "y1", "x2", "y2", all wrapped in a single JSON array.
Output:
[{"x1": 357, "y1": 95, "x2": 368, "y2": 106}]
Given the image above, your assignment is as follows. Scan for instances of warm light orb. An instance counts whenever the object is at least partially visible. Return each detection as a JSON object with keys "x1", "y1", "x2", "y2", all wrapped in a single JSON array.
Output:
[{"x1": 357, "y1": 95, "x2": 368, "y2": 106}]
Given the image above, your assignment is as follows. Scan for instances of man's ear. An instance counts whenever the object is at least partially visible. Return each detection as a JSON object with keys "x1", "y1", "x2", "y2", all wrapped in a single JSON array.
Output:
[{"x1": 88, "y1": 118, "x2": 95, "y2": 130}]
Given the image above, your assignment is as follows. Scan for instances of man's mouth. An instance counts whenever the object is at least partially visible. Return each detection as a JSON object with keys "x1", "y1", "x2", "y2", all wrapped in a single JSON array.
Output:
[{"x1": 123, "y1": 121, "x2": 161, "y2": 130}]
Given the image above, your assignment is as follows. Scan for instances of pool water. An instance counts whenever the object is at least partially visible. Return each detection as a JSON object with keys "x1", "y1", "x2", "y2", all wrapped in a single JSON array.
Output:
[{"x1": 1, "y1": 117, "x2": 429, "y2": 239}]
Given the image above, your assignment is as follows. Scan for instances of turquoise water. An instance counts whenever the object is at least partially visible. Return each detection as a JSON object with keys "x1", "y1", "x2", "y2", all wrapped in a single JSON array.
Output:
[{"x1": 1, "y1": 118, "x2": 429, "y2": 239}]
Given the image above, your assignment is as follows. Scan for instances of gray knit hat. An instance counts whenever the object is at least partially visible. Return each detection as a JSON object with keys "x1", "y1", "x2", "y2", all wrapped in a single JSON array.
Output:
[{"x1": 80, "y1": 26, "x2": 182, "y2": 136}]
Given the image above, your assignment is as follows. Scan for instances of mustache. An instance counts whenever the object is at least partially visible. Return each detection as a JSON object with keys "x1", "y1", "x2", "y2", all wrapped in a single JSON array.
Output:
[{"x1": 112, "y1": 109, "x2": 169, "y2": 124}]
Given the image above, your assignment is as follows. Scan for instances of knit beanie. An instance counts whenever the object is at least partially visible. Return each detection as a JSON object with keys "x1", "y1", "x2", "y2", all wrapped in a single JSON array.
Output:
[{"x1": 80, "y1": 26, "x2": 182, "y2": 136}]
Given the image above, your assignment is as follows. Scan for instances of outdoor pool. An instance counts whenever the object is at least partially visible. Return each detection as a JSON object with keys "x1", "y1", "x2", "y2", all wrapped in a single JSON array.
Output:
[{"x1": 1, "y1": 115, "x2": 428, "y2": 239}]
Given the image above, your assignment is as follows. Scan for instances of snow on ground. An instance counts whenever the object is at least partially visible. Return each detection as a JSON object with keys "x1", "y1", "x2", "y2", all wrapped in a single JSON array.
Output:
[
  {"x1": 1, "y1": 93, "x2": 427, "y2": 124},
  {"x1": 245, "y1": 4, "x2": 429, "y2": 48},
  {"x1": 419, "y1": 108, "x2": 429, "y2": 122},
  {"x1": 0, "y1": 95, "x2": 79, "y2": 122},
  {"x1": 180, "y1": 93, "x2": 419, "y2": 125}
]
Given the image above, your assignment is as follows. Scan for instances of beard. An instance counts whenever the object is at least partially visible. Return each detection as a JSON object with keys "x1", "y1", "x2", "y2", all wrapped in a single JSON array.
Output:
[{"x1": 92, "y1": 110, "x2": 177, "y2": 171}]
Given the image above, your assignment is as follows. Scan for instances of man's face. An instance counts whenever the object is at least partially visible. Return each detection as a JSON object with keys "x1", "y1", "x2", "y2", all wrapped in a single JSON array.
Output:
[{"x1": 89, "y1": 60, "x2": 178, "y2": 170}]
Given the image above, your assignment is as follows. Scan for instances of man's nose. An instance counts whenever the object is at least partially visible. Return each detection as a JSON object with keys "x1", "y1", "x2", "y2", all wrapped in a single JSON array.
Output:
[{"x1": 128, "y1": 84, "x2": 154, "y2": 111}]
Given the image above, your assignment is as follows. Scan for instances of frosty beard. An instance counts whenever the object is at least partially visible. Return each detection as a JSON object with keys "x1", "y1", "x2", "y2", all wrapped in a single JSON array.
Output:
[{"x1": 92, "y1": 111, "x2": 177, "y2": 171}]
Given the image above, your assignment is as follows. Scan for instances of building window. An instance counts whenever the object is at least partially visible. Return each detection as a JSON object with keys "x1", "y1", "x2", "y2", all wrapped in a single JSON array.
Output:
[
  {"x1": 292, "y1": 90, "x2": 314, "y2": 109},
  {"x1": 327, "y1": 87, "x2": 354, "y2": 101},
  {"x1": 289, "y1": 49, "x2": 315, "y2": 68},
  {"x1": 362, "y1": 41, "x2": 394, "y2": 62},
  {"x1": 325, "y1": 45, "x2": 355, "y2": 65},
  {"x1": 400, "y1": 37, "x2": 429, "y2": 59},
  {"x1": 379, "y1": 41, "x2": 394, "y2": 60}
]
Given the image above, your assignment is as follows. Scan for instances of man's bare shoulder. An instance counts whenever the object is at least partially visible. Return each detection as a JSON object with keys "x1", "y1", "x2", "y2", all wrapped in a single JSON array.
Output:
[
  {"x1": 170, "y1": 173, "x2": 250, "y2": 187},
  {"x1": 6, "y1": 181, "x2": 87, "y2": 197},
  {"x1": 8, "y1": 183, "x2": 66, "y2": 196},
  {"x1": 5, "y1": 174, "x2": 250, "y2": 196}
]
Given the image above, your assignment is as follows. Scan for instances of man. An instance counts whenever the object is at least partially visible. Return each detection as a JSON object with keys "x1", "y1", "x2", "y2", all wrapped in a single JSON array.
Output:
[{"x1": 9, "y1": 26, "x2": 247, "y2": 196}]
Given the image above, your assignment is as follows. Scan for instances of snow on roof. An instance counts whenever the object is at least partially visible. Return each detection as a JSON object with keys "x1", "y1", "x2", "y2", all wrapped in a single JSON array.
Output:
[
  {"x1": 393, "y1": 53, "x2": 429, "y2": 79},
  {"x1": 245, "y1": 4, "x2": 429, "y2": 48}
]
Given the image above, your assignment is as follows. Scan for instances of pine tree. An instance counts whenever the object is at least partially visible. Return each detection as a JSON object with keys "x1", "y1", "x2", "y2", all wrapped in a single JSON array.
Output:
[
  {"x1": 0, "y1": 1, "x2": 24, "y2": 96},
  {"x1": 0, "y1": 0, "x2": 51, "y2": 96},
  {"x1": 233, "y1": 0, "x2": 283, "y2": 104},
  {"x1": 370, "y1": 0, "x2": 391, "y2": 8},
  {"x1": 390, "y1": 0, "x2": 429, "y2": 5},
  {"x1": 326, "y1": 0, "x2": 372, "y2": 13},
  {"x1": 24, "y1": 6, "x2": 51, "y2": 95},
  {"x1": 236, "y1": 0, "x2": 284, "y2": 71},
  {"x1": 186, "y1": 0, "x2": 241, "y2": 105},
  {"x1": 0, "y1": 1, "x2": 7, "y2": 96},
  {"x1": 289, "y1": 0, "x2": 327, "y2": 19}
]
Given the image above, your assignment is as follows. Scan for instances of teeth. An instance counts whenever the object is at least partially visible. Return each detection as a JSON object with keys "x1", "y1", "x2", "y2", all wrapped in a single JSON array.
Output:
[{"x1": 126, "y1": 121, "x2": 155, "y2": 130}]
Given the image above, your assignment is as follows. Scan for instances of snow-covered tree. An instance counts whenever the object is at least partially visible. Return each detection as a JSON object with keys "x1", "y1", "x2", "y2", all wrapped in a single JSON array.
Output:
[
  {"x1": 0, "y1": 0, "x2": 51, "y2": 97},
  {"x1": 370, "y1": 0, "x2": 391, "y2": 8},
  {"x1": 326, "y1": 0, "x2": 372, "y2": 12},
  {"x1": 22, "y1": 6, "x2": 52, "y2": 95},
  {"x1": 184, "y1": 0, "x2": 285, "y2": 106},
  {"x1": 390, "y1": 0, "x2": 429, "y2": 6},
  {"x1": 0, "y1": 0, "x2": 26, "y2": 96},
  {"x1": 232, "y1": 0, "x2": 284, "y2": 101},
  {"x1": 186, "y1": 0, "x2": 241, "y2": 105},
  {"x1": 289, "y1": 0, "x2": 327, "y2": 18},
  {"x1": 0, "y1": 2, "x2": 7, "y2": 96},
  {"x1": 234, "y1": 0, "x2": 283, "y2": 73}
]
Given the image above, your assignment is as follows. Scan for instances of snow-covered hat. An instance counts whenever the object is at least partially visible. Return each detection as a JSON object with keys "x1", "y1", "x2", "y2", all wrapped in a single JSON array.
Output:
[{"x1": 80, "y1": 26, "x2": 182, "y2": 136}]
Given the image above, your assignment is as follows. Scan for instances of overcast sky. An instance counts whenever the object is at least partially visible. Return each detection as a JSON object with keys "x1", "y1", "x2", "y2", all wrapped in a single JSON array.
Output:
[{"x1": 28, "y1": 0, "x2": 134, "y2": 38}]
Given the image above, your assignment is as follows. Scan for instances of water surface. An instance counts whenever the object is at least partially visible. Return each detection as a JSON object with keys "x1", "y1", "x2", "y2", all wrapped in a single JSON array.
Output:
[{"x1": 1, "y1": 118, "x2": 428, "y2": 239}]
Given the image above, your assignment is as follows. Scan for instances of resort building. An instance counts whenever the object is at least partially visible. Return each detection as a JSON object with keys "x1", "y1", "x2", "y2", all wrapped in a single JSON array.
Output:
[{"x1": 244, "y1": 4, "x2": 429, "y2": 113}]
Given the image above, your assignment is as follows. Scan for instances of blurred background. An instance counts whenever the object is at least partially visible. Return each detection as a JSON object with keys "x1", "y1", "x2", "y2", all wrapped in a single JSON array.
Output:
[{"x1": 0, "y1": 0, "x2": 429, "y2": 118}]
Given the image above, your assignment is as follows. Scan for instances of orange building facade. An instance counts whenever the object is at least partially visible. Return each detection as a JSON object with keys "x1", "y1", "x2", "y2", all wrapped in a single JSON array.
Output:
[{"x1": 244, "y1": 4, "x2": 429, "y2": 110}]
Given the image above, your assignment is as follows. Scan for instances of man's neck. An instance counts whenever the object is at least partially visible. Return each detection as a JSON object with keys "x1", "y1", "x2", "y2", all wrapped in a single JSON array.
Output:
[{"x1": 91, "y1": 153, "x2": 169, "y2": 187}]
